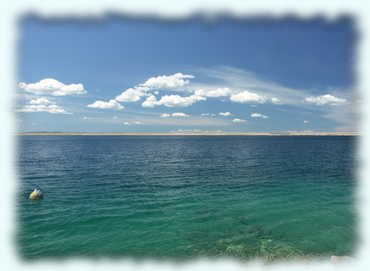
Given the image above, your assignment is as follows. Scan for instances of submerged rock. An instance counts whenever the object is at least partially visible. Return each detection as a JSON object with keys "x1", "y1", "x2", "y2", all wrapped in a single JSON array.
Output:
[
  {"x1": 258, "y1": 239, "x2": 303, "y2": 261},
  {"x1": 225, "y1": 244, "x2": 248, "y2": 258}
]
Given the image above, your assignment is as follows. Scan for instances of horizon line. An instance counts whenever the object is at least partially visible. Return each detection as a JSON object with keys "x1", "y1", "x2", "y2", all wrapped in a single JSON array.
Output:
[{"x1": 17, "y1": 132, "x2": 359, "y2": 136}]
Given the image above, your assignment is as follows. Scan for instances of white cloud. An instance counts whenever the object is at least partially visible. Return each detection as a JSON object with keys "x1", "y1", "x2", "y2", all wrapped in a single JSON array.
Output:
[
  {"x1": 142, "y1": 95, "x2": 159, "y2": 108},
  {"x1": 115, "y1": 73, "x2": 193, "y2": 104},
  {"x1": 201, "y1": 113, "x2": 216, "y2": 117},
  {"x1": 172, "y1": 112, "x2": 190, "y2": 117},
  {"x1": 18, "y1": 97, "x2": 70, "y2": 114},
  {"x1": 18, "y1": 78, "x2": 86, "y2": 96},
  {"x1": 142, "y1": 94, "x2": 205, "y2": 108},
  {"x1": 271, "y1": 97, "x2": 281, "y2": 104},
  {"x1": 19, "y1": 105, "x2": 69, "y2": 114},
  {"x1": 158, "y1": 95, "x2": 205, "y2": 107},
  {"x1": 100, "y1": 73, "x2": 194, "y2": 106},
  {"x1": 142, "y1": 73, "x2": 194, "y2": 90},
  {"x1": 232, "y1": 118, "x2": 247, "y2": 123},
  {"x1": 219, "y1": 112, "x2": 232, "y2": 117},
  {"x1": 28, "y1": 97, "x2": 52, "y2": 105},
  {"x1": 304, "y1": 120, "x2": 310, "y2": 124},
  {"x1": 196, "y1": 66, "x2": 309, "y2": 105},
  {"x1": 160, "y1": 113, "x2": 171, "y2": 118},
  {"x1": 115, "y1": 87, "x2": 147, "y2": 102},
  {"x1": 87, "y1": 99, "x2": 124, "y2": 110},
  {"x1": 160, "y1": 112, "x2": 190, "y2": 118},
  {"x1": 230, "y1": 90, "x2": 266, "y2": 104},
  {"x1": 194, "y1": 87, "x2": 231, "y2": 98},
  {"x1": 251, "y1": 113, "x2": 269, "y2": 119},
  {"x1": 305, "y1": 94, "x2": 347, "y2": 106},
  {"x1": 123, "y1": 121, "x2": 142, "y2": 125}
]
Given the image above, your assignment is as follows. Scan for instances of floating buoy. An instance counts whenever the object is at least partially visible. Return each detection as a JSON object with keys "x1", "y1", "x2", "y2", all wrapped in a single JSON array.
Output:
[{"x1": 29, "y1": 189, "x2": 43, "y2": 200}]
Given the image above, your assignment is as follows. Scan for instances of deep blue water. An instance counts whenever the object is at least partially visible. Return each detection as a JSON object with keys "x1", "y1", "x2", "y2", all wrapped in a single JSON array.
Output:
[{"x1": 17, "y1": 136, "x2": 356, "y2": 260}]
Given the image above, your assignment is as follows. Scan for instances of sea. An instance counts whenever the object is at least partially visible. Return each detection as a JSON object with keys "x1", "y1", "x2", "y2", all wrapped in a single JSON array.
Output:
[{"x1": 17, "y1": 135, "x2": 357, "y2": 260}]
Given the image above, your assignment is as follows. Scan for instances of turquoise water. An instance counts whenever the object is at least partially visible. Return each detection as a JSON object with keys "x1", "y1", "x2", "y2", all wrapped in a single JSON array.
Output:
[{"x1": 17, "y1": 136, "x2": 356, "y2": 260}]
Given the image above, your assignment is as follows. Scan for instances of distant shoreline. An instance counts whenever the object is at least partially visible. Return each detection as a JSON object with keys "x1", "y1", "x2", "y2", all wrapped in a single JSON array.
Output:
[{"x1": 17, "y1": 132, "x2": 359, "y2": 136}]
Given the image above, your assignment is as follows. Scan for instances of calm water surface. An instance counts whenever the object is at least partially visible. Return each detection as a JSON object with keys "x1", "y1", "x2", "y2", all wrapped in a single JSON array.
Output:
[{"x1": 17, "y1": 136, "x2": 356, "y2": 260}]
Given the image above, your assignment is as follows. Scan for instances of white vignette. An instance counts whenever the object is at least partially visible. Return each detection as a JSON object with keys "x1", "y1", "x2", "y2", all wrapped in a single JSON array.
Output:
[{"x1": 1, "y1": 1, "x2": 370, "y2": 271}]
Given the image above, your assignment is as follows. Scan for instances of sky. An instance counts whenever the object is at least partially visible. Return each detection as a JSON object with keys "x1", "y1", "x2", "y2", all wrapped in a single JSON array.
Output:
[{"x1": 16, "y1": 16, "x2": 357, "y2": 133}]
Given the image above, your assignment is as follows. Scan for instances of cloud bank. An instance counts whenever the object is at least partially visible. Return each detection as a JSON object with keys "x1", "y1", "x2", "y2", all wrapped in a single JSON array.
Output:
[
  {"x1": 88, "y1": 68, "x2": 316, "y2": 112},
  {"x1": 22, "y1": 67, "x2": 353, "y2": 132}
]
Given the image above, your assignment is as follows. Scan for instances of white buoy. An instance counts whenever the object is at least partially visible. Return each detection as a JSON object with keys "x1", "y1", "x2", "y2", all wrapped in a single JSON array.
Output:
[{"x1": 29, "y1": 188, "x2": 43, "y2": 200}]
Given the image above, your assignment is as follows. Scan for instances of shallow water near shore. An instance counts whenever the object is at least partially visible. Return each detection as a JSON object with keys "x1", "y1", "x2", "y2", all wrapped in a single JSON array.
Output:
[{"x1": 17, "y1": 136, "x2": 356, "y2": 260}]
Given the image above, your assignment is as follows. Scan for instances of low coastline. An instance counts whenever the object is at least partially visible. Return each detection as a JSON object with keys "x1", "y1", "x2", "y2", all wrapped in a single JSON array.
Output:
[{"x1": 18, "y1": 132, "x2": 358, "y2": 136}]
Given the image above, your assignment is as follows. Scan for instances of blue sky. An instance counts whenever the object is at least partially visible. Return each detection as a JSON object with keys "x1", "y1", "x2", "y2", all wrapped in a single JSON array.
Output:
[{"x1": 17, "y1": 17, "x2": 356, "y2": 132}]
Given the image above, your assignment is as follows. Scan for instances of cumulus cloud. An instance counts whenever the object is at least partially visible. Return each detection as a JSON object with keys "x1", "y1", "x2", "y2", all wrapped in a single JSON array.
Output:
[
  {"x1": 18, "y1": 78, "x2": 86, "y2": 96},
  {"x1": 232, "y1": 118, "x2": 247, "y2": 123},
  {"x1": 142, "y1": 94, "x2": 205, "y2": 108},
  {"x1": 97, "y1": 73, "x2": 195, "y2": 107},
  {"x1": 115, "y1": 87, "x2": 147, "y2": 102},
  {"x1": 160, "y1": 112, "x2": 189, "y2": 118},
  {"x1": 87, "y1": 99, "x2": 124, "y2": 110},
  {"x1": 251, "y1": 112, "x2": 269, "y2": 119},
  {"x1": 158, "y1": 95, "x2": 205, "y2": 107},
  {"x1": 304, "y1": 94, "x2": 347, "y2": 106},
  {"x1": 304, "y1": 120, "x2": 310, "y2": 124},
  {"x1": 18, "y1": 97, "x2": 70, "y2": 114},
  {"x1": 194, "y1": 87, "x2": 231, "y2": 98},
  {"x1": 219, "y1": 112, "x2": 232, "y2": 116},
  {"x1": 230, "y1": 90, "x2": 266, "y2": 104},
  {"x1": 141, "y1": 95, "x2": 158, "y2": 108},
  {"x1": 142, "y1": 73, "x2": 194, "y2": 89}
]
